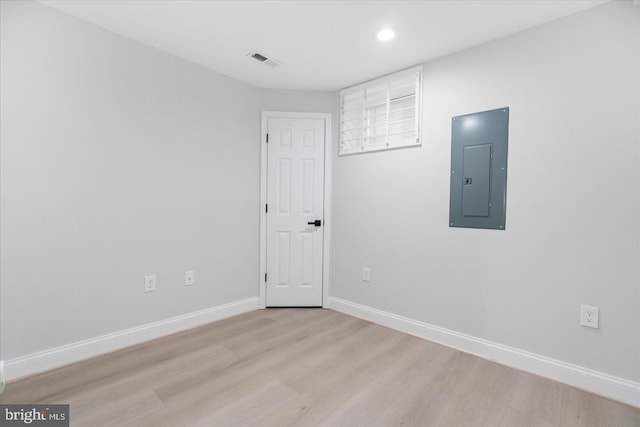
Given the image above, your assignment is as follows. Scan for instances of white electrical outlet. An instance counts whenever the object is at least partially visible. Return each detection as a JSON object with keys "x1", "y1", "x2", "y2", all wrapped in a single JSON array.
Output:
[
  {"x1": 184, "y1": 270, "x2": 195, "y2": 286},
  {"x1": 362, "y1": 267, "x2": 371, "y2": 282},
  {"x1": 0, "y1": 360, "x2": 6, "y2": 394},
  {"x1": 580, "y1": 305, "x2": 599, "y2": 329},
  {"x1": 144, "y1": 275, "x2": 156, "y2": 293}
]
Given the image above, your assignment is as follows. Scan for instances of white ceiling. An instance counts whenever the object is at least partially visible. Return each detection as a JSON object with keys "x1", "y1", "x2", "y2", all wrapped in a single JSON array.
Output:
[{"x1": 39, "y1": 0, "x2": 608, "y2": 91}]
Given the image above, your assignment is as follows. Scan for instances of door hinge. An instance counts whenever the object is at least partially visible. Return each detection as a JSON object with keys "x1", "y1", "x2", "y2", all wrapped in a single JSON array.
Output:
[
  {"x1": 266, "y1": 133, "x2": 269, "y2": 143},
  {"x1": 264, "y1": 273, "x2": 267, "y2": 282},
  {"x1": 265, "y1": 203, "x2": 268, "y2": 213}
]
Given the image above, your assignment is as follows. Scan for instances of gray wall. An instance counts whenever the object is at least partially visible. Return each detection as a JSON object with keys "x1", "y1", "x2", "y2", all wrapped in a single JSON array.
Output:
[
  {"x1": 259, "y1": 88, "x2": 337, "y2": 114},
  {"x1": 2, "y1": 0, "x2": 637, "y2": 388},
  {"x1": 331, "y1": 0, "x2": 640, "y2": 381},
  {"x1": 0, "y1": 0, "x2": 323, "y2": 361},
  {"x1": 0, "y1": 0, "x2": 336, "y2": 361}
]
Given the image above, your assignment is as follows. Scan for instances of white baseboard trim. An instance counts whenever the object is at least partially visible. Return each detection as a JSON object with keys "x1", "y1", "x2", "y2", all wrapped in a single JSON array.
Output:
[
  {"x1": 328, "y1": 297, "x2": 640, "y2": 408},
  {"x1": 4, "y1": 297, "x2": 260, "y2": 382}
]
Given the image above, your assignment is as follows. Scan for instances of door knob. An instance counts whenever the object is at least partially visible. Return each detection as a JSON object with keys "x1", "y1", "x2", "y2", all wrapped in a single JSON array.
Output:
[{"x1": 307, "y1": 220, "x2": 322, "y2": 227}]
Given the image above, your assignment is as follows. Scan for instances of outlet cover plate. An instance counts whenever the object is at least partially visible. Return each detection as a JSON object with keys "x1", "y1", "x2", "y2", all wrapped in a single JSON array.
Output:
[
  {"x1": 144, "y1": 275, "x2": 156, "y2": 293},
  {"x1": 185, "y1": 270, "x2": 195, "y2": 286},
  {"x1": 580, "y1": 305, "x2": 599, "y2": 328},
  {"x1": 362, "y1": 267, "x2": 371, "y2": 282}
]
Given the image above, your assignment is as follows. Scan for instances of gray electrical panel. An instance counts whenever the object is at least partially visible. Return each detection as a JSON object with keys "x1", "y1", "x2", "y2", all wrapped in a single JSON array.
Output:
[{"x1": 449, "y1": 107, "x2": 509, "y2": 230}]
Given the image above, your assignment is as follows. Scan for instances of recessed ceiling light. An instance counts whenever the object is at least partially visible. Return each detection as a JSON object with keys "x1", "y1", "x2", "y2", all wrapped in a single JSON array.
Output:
[{"x1": 377, "y1": 28, "x2": 396, "y2": 41}]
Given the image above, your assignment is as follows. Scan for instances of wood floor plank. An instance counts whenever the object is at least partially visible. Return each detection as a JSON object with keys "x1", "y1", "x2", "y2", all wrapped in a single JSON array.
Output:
[
  {"x1": 435, "y1": 358, "x2": 518, "y2": 426},
  {"x1": 59, "y1": 344, "x2": 236, "y2": 416},
  {"x1": 0, "y1": 360, "x2": 87, "y2": 404},
  {"x1": 151, "y1": 309, "x2": 353, "y2": 403},
  {"x1": 316, "y1": 337, "x2": 454, "y2": 427},
  {"x1": 259, "y1": 325, "x2": 413, "y2": 426},
  {"x1": 394, "y1": 350, "x2": 482, "y2": 426},
  {"x1": 133, "y1": 311, "x2": 364, "y2": 426},
  {"x1": 559, "y1": 383, "x2": 640, "y2": 427},
  {"x1": 71, "y1": 387, "x2": 164, "y2": 427},
  {"x1": 508, "y1": 370, "x2": 562, "y2": 425},
  {"x1": 2, "y1": 308, "x2": 638, "y2": 427},
  {"x1": 499, "y1": 406, "x2": 555, "y2": 427},
  {"x1": 194, "y1": 380, "x2": 297, "y2": 427}
]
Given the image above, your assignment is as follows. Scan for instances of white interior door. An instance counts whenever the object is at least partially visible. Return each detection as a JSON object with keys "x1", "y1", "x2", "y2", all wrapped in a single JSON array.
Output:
[{"x1": 266, "y1": 118, "x2": 325, "y2": 306}]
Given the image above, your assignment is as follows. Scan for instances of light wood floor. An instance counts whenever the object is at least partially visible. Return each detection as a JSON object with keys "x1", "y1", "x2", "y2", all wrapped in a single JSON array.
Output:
[{"x1": 1, "y1": 308, "x2": 639, "y2": 426}]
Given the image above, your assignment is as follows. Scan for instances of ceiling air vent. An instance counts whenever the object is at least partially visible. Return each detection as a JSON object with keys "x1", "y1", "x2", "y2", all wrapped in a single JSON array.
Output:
[{"x1": 247, "y1": 50, "x2": 282, "y2": 68}]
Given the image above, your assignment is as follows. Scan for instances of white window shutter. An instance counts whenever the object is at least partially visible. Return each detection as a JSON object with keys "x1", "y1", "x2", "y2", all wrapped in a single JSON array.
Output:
[{"x1": 340, "y1": 66, "x2": 422, "y2": 155}]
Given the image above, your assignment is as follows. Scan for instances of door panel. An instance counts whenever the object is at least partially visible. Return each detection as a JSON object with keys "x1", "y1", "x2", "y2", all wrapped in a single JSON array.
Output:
[{"x1": 266, "y1": 118, "x2": 325, "y2": 306}]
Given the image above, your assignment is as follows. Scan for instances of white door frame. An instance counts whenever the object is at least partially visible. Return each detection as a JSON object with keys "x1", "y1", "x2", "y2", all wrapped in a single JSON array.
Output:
[{"x1": 259, "y1": 111, "x2": 333, "y2": 309}]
